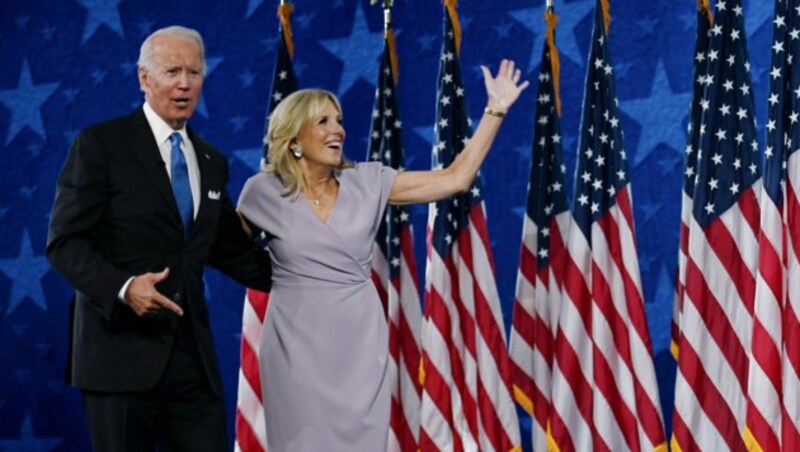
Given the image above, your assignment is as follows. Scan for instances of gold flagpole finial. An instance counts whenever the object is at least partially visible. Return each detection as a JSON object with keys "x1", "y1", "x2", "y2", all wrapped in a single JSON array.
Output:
[
  {"x1": 370, "y1": 0, "x2": 395, "y2": 31},
  {"x1": 383, "y1": 7, "x2": 392, "y2": 32},
  {"x1": 370, "y1": 0, "x2": 394, "y2": 10}
]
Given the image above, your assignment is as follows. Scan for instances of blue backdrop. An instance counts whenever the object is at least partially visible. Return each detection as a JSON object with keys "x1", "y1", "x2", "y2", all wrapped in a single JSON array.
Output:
[{"x1": 0, "y1": 0, "x2": 776, "y2": 450}]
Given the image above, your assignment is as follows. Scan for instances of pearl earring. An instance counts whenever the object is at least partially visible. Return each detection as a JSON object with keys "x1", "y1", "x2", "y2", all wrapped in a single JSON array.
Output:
[{"x1": 292, "y1": 146, "x2": 304, "y2": 159}]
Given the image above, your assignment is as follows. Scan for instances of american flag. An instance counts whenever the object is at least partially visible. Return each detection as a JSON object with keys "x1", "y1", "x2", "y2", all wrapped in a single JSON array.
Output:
[
  {"x1": 366, "y1": 22, "x2": 423, "y2": 452},
  {"x1": 670, "y1": 0, "x2": 762, "y2": 449},
  {"x1": 671, "y1": 0, "x2": 713, "y2": 361},
  {"x1": 508, "y1": 9, "x2": 570, "y2": 452},
  {"x1": 418, "y1": 4, "x2": 520, "y2": 451},
  {"x1": 744, "y1": 0, "x2": 800, "y2": 449},
  {"x1": 234, "y1": 4, "x2": 297, "y2": 452},
  {"x1": 548, "y1": 2, "x2": 665, "y2": 450}
]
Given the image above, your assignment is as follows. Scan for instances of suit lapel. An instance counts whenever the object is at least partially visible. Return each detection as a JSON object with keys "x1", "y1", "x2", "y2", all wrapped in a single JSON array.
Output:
[{"x1": 127, "y1": 108, "x2": 183, "y2": 225}]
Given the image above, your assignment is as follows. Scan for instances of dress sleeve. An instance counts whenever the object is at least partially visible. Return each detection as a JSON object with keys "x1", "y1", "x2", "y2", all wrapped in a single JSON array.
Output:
[
  {"x1": 354, "y1": 161, "x2": 397, "y2": 211},
  {"x1": 378, "y1": 164, "x2": 398, "y2": 210},
  {"x1": 237, "y1": 173, "x2": 272, "y2": 231}
]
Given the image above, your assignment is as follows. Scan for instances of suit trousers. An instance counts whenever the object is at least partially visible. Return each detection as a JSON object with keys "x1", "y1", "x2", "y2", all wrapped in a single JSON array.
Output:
[{"x1": 81, "y1": 312, "x2": 226, "y2": 452}]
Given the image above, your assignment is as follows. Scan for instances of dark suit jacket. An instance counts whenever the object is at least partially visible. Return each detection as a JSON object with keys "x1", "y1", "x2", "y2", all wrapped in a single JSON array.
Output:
[{"x1": 46, "y1": 107, "x2": 271, "y2": 396}]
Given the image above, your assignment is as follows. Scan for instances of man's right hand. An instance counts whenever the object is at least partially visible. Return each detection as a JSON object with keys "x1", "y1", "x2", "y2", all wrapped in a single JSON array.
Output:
[{"x1": 124, "y1": 268, "x2": 184, "y2": 317}]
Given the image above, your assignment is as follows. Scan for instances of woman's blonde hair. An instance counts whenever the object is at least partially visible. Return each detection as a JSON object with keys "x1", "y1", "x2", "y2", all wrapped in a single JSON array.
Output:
[{"x1": 265, "y1": 88, "x2": 353, "y2": 195}]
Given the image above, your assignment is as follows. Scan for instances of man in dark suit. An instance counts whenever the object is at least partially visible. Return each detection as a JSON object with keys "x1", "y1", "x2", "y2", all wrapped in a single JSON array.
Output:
[{"x1": 46, "y1": 25, "x2": 270, "y2": 451}]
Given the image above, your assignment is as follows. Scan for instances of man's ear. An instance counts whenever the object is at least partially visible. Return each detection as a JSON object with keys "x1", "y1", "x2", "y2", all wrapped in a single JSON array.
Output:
[{"x1": 138, "y1": 67, "x2": 149, "y2": 94}]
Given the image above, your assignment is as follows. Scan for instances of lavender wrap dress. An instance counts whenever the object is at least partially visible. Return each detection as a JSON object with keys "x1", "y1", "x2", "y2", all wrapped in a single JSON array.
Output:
[{"x1": 237, "y1": 162, "x2": 398, "y2": 451}]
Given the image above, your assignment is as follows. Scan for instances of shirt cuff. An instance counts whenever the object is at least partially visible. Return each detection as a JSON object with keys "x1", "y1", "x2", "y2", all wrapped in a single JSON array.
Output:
[{"x1": 118, "y1": 276, "x2": 135, "y2": 303}]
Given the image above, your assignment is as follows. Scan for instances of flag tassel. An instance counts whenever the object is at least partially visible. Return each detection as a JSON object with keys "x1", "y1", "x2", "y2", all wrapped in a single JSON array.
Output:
[
  {"x1": 698, "y1": 0, "x2": 713, "y2": 26},
  {"x1": 600, "y1": 0, "x2": 611, "y2": 34},
  {"x1": 384, "y1": 8, "x2": 399, "y2": 84},
  {"x1": 444, "y1": 0, "x2": 462, "y2": 54},
  {"x1": 545, "y1": 10, "x2": 562, "y2": 116}
]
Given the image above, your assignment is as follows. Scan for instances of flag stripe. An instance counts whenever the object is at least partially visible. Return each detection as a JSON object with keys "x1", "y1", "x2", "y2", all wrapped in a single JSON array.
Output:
[
  {"x1": 236, "y1": 289, "x2": 269, "y2": 452},
  {"x1": 670, "y1": 410, "x2": 701, "y2": 452},
  {"x1": 389, "y1": 396, "x2": 417, "y2": 451},
  {"x1": 421, "y1": 349, "x2": 464, "y2": 450},
  {"x1": 592, "y1": 197, "x2": 664, "y2": 448},
  {"x1": 706, "y1": 198, "x2": 758, "y2": 318},
  {"x1": 424, "y1": 280, "x2": 476, "y2": 446},
  {"x1": 447, "y1": 241, "x2": 481, "y2": 440},
  {"x1": 684, "y1": 249, "x2": 748, "y2": 393},
  {"x1": 674, "y1": 331, "x2": 745, "y2": 450},
  {"x1": 240, "y1": 323, "x2": 263, "y2": 402},
  {"x1": 235, "y1": 407, "x2": 266, "y2": 452},
  {"x1": 551, "y1": 329, "x2": 594, "y2": 450}
]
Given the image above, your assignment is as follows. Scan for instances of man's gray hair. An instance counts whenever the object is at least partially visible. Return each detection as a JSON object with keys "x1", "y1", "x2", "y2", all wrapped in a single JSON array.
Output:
[{"x1": 138, "y1": 25, "x2": 207, "y2": 75}]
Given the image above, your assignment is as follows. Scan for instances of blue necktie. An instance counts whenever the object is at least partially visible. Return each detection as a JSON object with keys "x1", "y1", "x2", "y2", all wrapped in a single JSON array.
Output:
[{"x1": 169, "y1": 132, "x2": 193, "y2": 238}]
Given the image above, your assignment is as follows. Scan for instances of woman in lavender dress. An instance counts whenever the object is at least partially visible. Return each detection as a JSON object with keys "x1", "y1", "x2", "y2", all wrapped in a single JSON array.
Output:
[{"x1": 237, "y1": 59, "x2": 527, "y2": 451}]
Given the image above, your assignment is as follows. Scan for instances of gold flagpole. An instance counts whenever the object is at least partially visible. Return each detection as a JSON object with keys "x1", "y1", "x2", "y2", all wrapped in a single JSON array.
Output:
[
  {"x1": 278, "y1": 0, "x2": 294, "y2": 58},
  {"x1": 545, "y1": 0, "x2": 561, "y2": 115}
]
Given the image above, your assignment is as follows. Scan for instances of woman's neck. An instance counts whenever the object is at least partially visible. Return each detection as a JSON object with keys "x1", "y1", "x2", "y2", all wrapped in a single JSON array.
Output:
[{"x1": 301, "y1": 168, "x2": 335, "y2": 197}]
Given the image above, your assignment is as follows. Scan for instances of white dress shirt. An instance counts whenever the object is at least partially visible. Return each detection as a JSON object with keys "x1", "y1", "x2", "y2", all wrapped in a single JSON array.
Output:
[{"x1": 142, "y1": 102, "x2": 201, "y2": 217}]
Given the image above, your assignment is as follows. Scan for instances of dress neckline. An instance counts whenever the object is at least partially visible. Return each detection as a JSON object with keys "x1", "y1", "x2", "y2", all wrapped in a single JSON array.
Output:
[{"x1": 301, "y1": 179, "x2": 340, "y2": 225}]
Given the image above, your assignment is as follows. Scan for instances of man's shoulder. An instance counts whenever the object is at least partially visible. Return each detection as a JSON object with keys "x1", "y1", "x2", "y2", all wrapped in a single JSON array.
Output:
[{"x1": 81, "y1": 108, "x2": 144, "y2": 137}]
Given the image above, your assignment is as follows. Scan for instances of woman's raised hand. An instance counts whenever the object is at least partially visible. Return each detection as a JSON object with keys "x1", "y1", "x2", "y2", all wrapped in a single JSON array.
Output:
[{"x1": 480, "y1": 59, "x2": 529, "y2": 114}]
